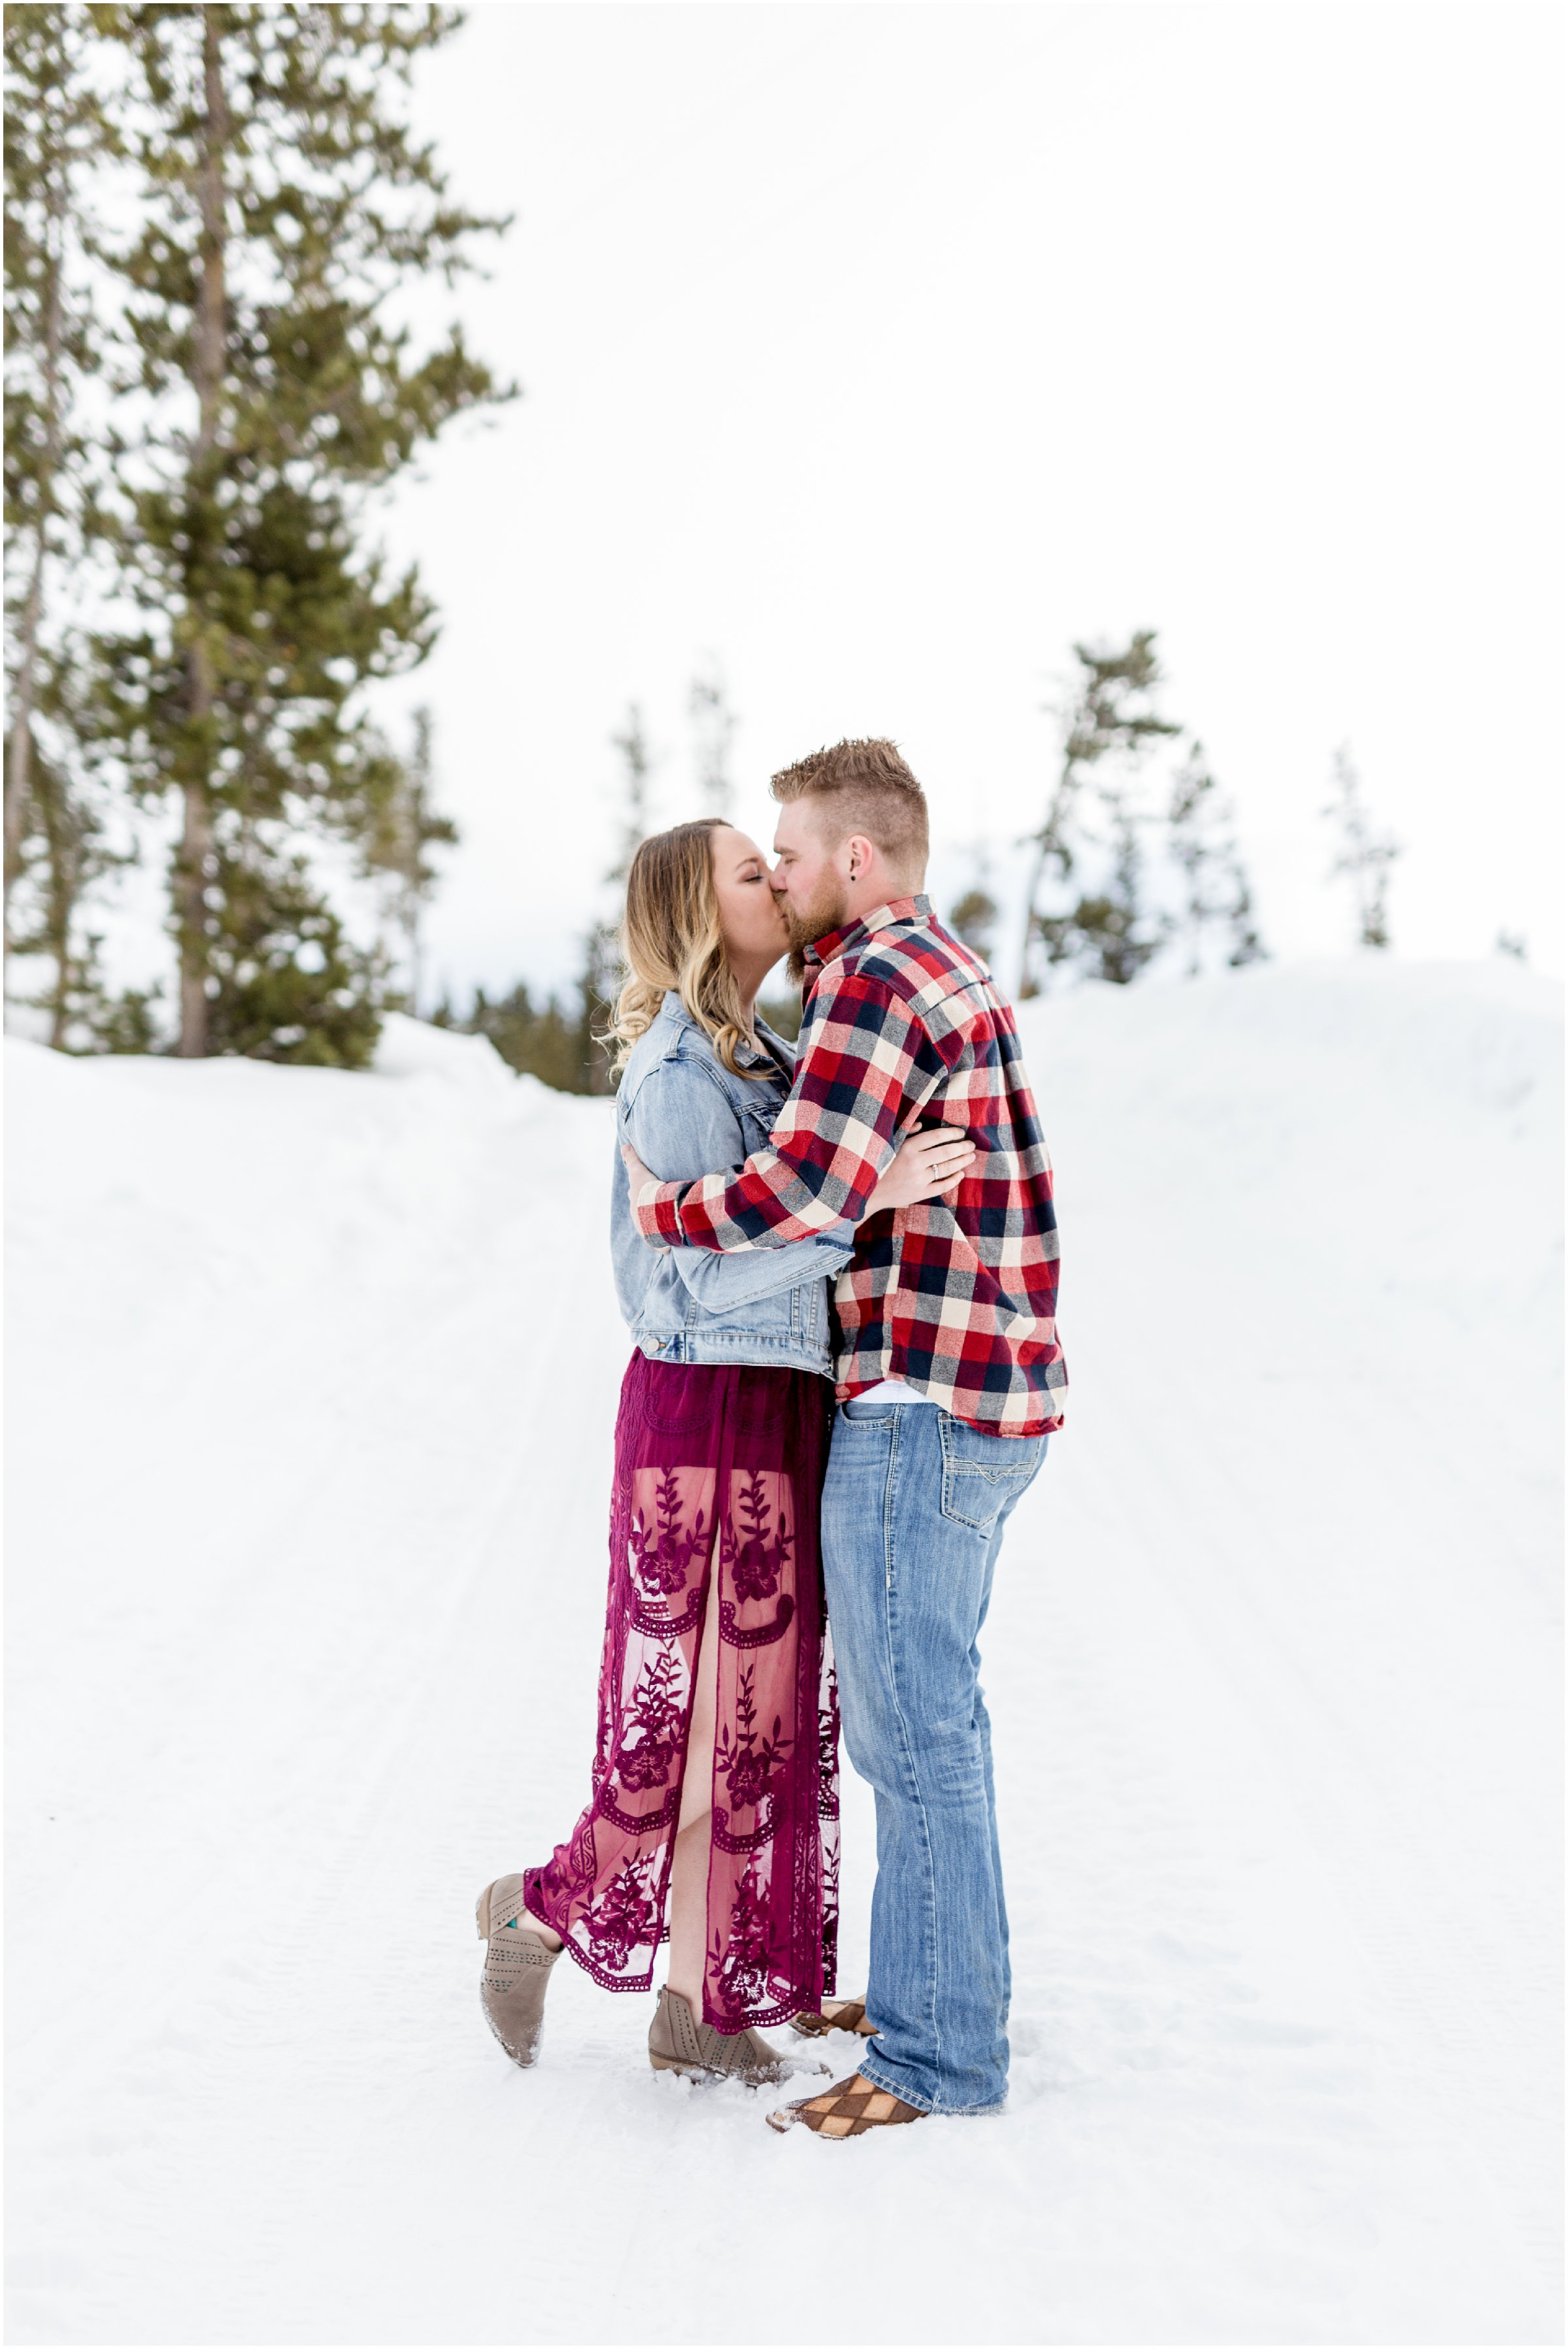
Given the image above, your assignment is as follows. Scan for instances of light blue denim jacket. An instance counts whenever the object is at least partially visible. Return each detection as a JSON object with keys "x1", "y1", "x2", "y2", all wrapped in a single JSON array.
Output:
[{"x1": 611, "y1": 990, "x2": 854, "y2": 1376}]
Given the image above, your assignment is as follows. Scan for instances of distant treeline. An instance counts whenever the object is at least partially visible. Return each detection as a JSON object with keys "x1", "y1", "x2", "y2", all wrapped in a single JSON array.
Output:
[
  {"x1": 429, "y1": 976, "x2": 802, "y2": 1097},
  {"x1": 439, "y1": 631, "x2": 1275, "y2": 1095},
  {"x1": 428, "y1": 629, "x2": 1416, "y2": 1097}
]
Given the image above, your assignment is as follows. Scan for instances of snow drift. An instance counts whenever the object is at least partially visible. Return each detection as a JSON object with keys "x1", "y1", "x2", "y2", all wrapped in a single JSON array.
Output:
[{"x1": 5, "y1": 962, "x2": 1561, "y2": 2346}]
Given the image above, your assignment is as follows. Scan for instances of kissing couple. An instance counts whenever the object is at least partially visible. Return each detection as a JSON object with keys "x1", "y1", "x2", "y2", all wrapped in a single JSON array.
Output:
[{"x1": 474, "y1": 736, "x2": 1067, "y2": 2139}]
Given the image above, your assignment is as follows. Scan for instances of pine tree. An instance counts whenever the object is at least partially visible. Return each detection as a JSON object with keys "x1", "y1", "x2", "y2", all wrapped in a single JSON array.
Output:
[
  {"x1": 1223, "y1": 867, "x2": 1266, "y2": 971},
  {"x1": 361, "y1": 705, "x2": 456, "y2": 1016},
  {"x1": 950, "y1": 842, "x2": 1000, "y2": 964},
  {"x1": 689, "y1": 659, "x2": 735, "y2": 818},
  {"x1": 1167, "y1": 742, "x2": 1267, "y2": 975},
  {"x1": 201, "y1": 840, "x2": 386, "y2": 1064},
  {"x1": 442, "y1": 979, "x2": 583, "y2": 1091},
  {"x1": 948, "y1": 885, "x2": 999, "y2": 962},
  {"x1": 756, "y1": 987, "x2": 801, "y2": 1044},
  {"x1": 92, "y1": 984, "x2": 163, "y2": 1053},
  {"x1": 5, "y1": 724, "x2": 137, "y2": 1046},
  {"x1": 89, "y1": 3, "x2": 509, "y2": 1064},
  {"x1": 1020, "y1": 631, "x2": 1180, "y2": 995},
  {"x1": 608, "y1": 701, "x2": 652, "y2": 878},
  {"x1": 1323, "y1": 744, "x2": 1399, "y2": 950},
  {"x1": 3, "y1": 3, "x2": 122, "y2": 1022}
]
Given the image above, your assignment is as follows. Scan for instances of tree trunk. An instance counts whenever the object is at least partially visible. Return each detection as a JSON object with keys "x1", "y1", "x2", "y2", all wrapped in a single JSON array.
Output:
[
  {"x1": 403, "y1": 884, "x2": 420, "y2": 1019},
  {"x1": 38, "y1": 769, "x2": 75, "y2": 1050},
  {"x1": 4, "y1": 152, "x2": 69, "y2": 968},
  {"x1": 403, "y1": 768, "x2": 422, "y2": 1016},
  {"x1": 176, "y1": 10, "x2": 229, "y2": 1058},
  {"x1": 175, "y1": 726, "x2": 214, "y2": 1054}
]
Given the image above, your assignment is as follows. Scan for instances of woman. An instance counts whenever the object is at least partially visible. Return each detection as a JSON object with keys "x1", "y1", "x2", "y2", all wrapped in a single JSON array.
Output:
[{"x1": 474, "y1": 818, "x2": 963, "y2": 2086}]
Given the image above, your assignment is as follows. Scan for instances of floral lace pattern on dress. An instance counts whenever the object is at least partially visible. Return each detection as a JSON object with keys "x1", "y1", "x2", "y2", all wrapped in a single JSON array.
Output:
[{"x1": 524, "y1": 1355, "x2": 838, "y2": 2033}]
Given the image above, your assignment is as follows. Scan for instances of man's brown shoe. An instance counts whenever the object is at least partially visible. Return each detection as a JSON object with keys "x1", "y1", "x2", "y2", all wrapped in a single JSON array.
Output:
[
  {"x1": 647, "y1": 1986, "x2": 797, "y2": 2087},
  {"x1": 766, "y1": 2069, "x2": 926, "y2": 2137},
  {"x1": 476, "y1": 1874, "x2": 563, "y2": 2069},
  {"x1": 789, "y1": 1996, "x2": 878, "y2": 2039}
]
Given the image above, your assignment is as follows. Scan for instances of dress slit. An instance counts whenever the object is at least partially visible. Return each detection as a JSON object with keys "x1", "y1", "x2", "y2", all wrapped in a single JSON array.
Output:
[{"x1": 524, "y1": 1353, "x2": 839, "y2": 2033}]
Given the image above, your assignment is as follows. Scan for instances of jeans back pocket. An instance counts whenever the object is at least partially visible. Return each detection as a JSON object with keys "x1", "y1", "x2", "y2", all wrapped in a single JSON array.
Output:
[{"x1": 938, "y1": 1415, "x2": 1044, "y2": 1531}]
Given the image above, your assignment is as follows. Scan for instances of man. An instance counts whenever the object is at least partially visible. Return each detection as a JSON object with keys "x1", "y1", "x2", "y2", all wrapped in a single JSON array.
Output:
[{"x1": 623, "y1": 737, "x2": 1066, "y2": 2137}]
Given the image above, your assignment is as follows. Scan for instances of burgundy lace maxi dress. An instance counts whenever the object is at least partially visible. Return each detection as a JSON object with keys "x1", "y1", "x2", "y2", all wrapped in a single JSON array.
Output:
[{"x1": 522, "y1": 1350, "x2": 839, "y2": 2033}]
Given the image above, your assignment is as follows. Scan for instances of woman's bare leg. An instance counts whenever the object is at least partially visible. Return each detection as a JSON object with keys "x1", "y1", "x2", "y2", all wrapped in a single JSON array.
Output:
[{"x1": 665, "y1": 1556, "x2": 722, "y2": 2008}]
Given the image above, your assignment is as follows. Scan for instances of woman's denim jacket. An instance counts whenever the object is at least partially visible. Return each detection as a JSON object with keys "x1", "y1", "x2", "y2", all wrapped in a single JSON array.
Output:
[{"x1": 611, "y1": 990, "x2": 853, "y2": 1377}]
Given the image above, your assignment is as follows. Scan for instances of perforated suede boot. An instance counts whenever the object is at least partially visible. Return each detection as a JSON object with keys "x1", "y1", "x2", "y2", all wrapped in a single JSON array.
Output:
[
  {"x1": 476, "y1": 1874, "x2": 563, "y2": 2069},
  {"x1": 647, "y1": 1986, "x2": 795, "y2": 2086}
]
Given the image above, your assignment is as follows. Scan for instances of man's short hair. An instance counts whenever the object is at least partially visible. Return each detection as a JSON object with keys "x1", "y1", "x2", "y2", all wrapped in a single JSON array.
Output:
[{"x1": 770, "y1": 738, "x2": 929, "y2": 878}]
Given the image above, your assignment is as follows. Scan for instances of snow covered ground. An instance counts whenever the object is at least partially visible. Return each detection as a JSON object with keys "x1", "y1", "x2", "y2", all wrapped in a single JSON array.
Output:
[{"x1": 6, "y1": 959, "x2": 1561, "y2": 2347}]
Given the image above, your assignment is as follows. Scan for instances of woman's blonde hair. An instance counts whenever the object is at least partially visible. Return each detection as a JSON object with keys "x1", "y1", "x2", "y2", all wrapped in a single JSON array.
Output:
[{"x1": 606, "y1": 818, "x2": 774, "y2": 1080}]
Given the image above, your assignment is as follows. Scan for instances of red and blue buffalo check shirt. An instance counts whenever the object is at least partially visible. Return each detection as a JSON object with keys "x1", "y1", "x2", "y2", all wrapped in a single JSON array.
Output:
[{"x1": 631, "y1": 895, "x2": 1066, "y2": 1437}]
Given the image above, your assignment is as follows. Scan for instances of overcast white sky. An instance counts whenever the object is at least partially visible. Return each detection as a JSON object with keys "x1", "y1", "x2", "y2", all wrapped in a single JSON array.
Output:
[{"x1": 369, "y1": 0, "x2": 1563, "y2": 1002}]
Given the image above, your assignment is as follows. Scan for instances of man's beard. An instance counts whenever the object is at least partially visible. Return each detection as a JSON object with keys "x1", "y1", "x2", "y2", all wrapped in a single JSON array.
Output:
[{"x1": 778, "y1": 876, "x2": 848, "y2": 986}]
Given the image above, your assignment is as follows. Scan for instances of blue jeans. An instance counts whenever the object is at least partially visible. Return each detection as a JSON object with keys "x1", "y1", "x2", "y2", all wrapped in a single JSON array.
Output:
[{"x1": 821, "y1": 1395, "x2": 1047, "y2": 2114}]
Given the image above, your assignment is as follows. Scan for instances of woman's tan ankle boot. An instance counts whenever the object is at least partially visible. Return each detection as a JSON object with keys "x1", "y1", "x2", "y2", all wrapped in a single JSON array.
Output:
[
  {"x1": 476, "y1": 1874, "x2": 563, "y2": 2068},
  {"x1": 647, "y1": 1986, "x2": 794, "y2": 2086}
]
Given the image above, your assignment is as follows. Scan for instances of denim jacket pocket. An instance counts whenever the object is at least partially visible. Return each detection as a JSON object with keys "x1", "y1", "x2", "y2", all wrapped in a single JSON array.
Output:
[{"x1": 938, "y1": 1416, "x2": 1044, "y2": 1531}]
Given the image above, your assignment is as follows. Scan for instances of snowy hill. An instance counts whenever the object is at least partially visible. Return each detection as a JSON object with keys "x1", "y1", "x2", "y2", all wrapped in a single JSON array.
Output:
[{"x1": 6, "y1": 964, "x2": 1561, "y2": 2347}]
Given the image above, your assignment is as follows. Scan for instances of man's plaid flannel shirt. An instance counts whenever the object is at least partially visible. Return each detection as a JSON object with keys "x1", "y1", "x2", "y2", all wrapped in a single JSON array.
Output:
[{"x1": 631, "y1": 895, "x2": 1066, "y2": 1437}]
